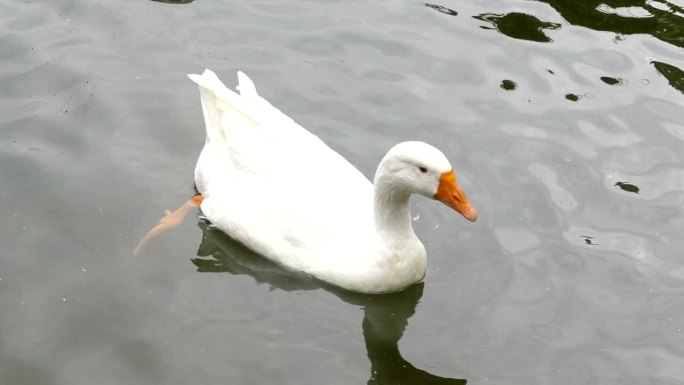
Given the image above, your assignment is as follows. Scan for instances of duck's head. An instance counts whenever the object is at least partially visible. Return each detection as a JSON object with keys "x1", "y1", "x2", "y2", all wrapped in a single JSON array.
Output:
[{"x1": 376, "y1": 141, "x2": 478, "y2": 222}]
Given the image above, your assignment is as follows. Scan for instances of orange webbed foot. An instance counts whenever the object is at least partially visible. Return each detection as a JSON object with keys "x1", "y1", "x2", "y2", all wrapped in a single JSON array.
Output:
[{"x1": 133, "y1": 195, "x2": 204, "y2": 256}]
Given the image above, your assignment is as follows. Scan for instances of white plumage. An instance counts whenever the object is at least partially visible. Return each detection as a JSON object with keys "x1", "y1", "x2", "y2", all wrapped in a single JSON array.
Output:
[{"x1": 188, "y1": 69, "x2": 477, "y2": 293}]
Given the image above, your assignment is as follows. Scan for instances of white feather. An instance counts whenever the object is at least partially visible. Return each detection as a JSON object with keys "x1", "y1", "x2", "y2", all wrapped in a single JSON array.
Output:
[{"x1": 187, "y1": 69, "x2": 471, "y2": 293}]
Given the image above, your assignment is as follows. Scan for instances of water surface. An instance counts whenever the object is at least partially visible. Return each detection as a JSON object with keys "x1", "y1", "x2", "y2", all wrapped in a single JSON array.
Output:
[{"x1": 1, "y1": 1, "x2": 683, "y2": 384}]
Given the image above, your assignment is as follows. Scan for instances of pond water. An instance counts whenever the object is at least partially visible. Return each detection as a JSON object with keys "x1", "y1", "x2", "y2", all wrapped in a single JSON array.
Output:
[{"x1": 1, "y1": 0, "x2": 683, "y2": 384}]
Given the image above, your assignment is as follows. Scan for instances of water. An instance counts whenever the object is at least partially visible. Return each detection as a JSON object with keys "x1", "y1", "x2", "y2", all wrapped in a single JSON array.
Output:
[{"x1": 1, "y1": 0, "x2": 683, "y2": 384}]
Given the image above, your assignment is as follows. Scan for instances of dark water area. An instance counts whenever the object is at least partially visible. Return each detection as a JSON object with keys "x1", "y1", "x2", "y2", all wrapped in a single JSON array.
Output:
[{"x1": 1, "y1": 0, "x2": 683, "y2": 384}]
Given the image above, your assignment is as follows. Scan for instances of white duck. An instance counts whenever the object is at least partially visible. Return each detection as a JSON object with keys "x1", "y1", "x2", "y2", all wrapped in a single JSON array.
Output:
[{"x1": 184, "y1": 69, "x2": 477, "y2": 294}]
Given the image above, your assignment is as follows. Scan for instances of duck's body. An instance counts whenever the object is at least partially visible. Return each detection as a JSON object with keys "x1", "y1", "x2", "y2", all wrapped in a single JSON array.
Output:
[{"x1": 188, "y1": 69, "x2": 477, "y2": 293}]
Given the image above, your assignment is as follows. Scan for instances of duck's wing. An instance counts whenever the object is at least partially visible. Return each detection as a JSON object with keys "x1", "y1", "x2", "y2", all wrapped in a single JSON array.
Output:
[
  {"x1": 188, "y1": 70, "x2": 374, "y2": 268},
  {"x1": 189, "y1": 69, "x2": 368, "y2": 193}
]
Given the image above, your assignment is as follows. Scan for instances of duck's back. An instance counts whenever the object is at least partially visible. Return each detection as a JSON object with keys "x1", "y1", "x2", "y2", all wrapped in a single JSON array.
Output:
[{"x1": 189, "y1": 70, "x2": 374, "y2": 272}]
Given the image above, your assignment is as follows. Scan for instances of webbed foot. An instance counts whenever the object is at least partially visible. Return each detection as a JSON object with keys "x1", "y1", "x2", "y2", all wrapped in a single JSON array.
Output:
[{"x1": 133, "y1": 195, "x2": 204, "y2": 256}]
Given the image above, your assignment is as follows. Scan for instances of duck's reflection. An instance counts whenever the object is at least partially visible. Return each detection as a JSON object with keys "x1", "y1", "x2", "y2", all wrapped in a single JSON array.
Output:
[{"x1": 192, "y1": 220, "x2": 467, "y2": 385}]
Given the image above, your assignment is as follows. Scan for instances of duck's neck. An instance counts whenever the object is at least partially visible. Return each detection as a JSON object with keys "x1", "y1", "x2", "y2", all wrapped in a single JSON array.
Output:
[{"x1": 373, "y1": 175, "x2": 415, "y2": 240}]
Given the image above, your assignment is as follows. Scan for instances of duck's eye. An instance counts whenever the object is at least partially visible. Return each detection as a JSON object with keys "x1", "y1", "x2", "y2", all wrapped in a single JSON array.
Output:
[{"x1": 418, "y1": 166, "x2": 428, "y2": 174}]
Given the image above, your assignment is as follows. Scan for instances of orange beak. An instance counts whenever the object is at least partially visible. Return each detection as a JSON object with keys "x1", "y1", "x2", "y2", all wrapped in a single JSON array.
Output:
[{"x1": 434, "y1": 170, "x2": 478, "y2": 222}]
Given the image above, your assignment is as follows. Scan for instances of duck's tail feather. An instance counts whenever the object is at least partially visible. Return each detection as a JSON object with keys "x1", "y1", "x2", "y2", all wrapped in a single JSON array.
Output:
[
  {"x1": 188, "y1": 69, "x2": 260, "y2": 146},
  {"x1": 188, "y1": 69, "x2": 232, "y2": 145},
  {"x1": 236, "y1": 71, "x2": 259, "y2": 98},
  {"x1": 188, "y1": 69, "x2": 296, "y2": 147},
  {"x1": 187, "y1": 69, "x2": 232, "y2": 97}
]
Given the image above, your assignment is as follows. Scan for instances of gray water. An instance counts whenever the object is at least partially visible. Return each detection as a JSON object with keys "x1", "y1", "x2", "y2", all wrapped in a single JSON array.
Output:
[{"x1": 1, "y1": 1, "x2": 683, "y2": 384}]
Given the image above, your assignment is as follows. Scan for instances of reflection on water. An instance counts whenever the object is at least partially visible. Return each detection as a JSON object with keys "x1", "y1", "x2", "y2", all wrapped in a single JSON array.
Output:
[
  {"x1": 193, "y1": 221, "x2": 467, "y2": 385},
  {"x1": 474, "y1": 12, "x2": 560, "y2": 43},
  {"x1": 500, "y1": 79, "x2": 517, "y2": 91},
  {"x1": 440, "y1": 1, "x2": 684, "y2": 94},
  {"x1": 538, "y1": 0, "x2": 684, "y2": 48},
  {"x1": 565, "y1": 93, "x2": 580, "y2": 101},
  {"x1": 424, "y1": 3, "x2": 459, "y2": 17},
  {"x1": 600, "y1": 76, "x2": 623, "y2": 86},
  {"x1": 651, "y1": 61, "x2": 684, "y2": 94},
  {"x1": 565, "y1": 227, "x2": 652, "y2": 261},
  {"x1": 614, "y1": 181, "x2": 640, "y2": 194},
  {"x1": 149, "y1": 0, "x2": 195, "y2": 3},
  {"x1": 581, "y1": 235, "x2": 598, "y2": 245}
]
